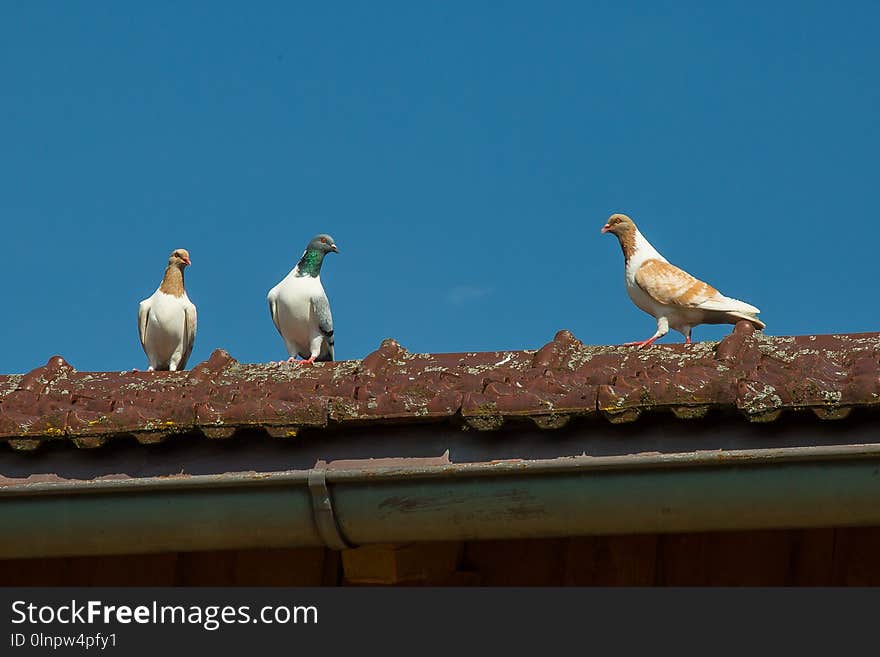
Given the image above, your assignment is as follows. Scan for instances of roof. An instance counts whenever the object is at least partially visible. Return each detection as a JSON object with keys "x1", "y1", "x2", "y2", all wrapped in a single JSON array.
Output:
[
  {"x1": 1, "y1": 321, "x2": 878, "y2": 451},
  {"x1": 3, "y1": 320, "x2": 880, "y2": 557}
]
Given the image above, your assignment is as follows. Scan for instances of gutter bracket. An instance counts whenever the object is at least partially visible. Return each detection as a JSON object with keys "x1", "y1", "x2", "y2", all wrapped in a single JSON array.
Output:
[{"x1": 308, "y1": 468, "x2": 354, "y2": 550}]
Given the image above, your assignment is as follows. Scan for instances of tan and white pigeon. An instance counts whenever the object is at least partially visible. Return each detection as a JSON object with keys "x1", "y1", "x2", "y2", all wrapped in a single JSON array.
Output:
[
  {"x1": 267, "y1": 234, "x2": 338, "y2": 364},
  {"x1": 137, "y1": 248, "x2": 198, "y2": 371},
  {"x1": 601, "y1": 213, "x2": 764, "y2": 346}
]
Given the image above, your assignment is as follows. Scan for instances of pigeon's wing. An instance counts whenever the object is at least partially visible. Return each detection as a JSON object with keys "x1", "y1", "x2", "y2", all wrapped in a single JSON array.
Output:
[
  {"x1": 137, "y1": 300, "x2": 151, "y2": 351},
  {"x1": 311, "y1": 293, "x2": 334, "y2": 353},
  {"x1": 179, "y1": 302, "x2": 198, "y2": 370},
  {"x1": 635, "y1": 259, "x2": 761, "y2": 314},
  {"x1": 635, "y1": 259, "x2": 723, "y2": 309},
  {"x1": 267, "y1": 291, "x2": 284, "y2": 338}
]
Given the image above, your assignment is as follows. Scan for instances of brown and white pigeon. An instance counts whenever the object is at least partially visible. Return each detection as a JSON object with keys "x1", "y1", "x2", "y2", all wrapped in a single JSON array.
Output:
[
  {"x1": 601, "y1": 213, "x2": 764, "y2": 346},
  {"x1": 137, "y1": 248, "x2": 198, "y2": 370}
]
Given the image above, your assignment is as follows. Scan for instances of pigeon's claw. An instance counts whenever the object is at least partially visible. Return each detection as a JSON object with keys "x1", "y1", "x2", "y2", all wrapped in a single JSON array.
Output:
[{"x1": 623, "y1": 337, "x2": 659, "y2": 348}]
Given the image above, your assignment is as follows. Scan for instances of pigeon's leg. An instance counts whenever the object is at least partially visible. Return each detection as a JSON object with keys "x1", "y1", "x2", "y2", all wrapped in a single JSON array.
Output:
[
  {"x1": 624, "y1": 336, "x2": 660, "y2": 347},
  {"x1": 625, "y1": 317, "x2": 669, "y2": 348},
  {"x1": 291, "y1": 336, "x2": 323, "y2": 365},
  {"x1": 684, "y1": 327, "x2": 693, "y2": 345},
  {"x1": 169, "y1": 347, "x2": 186, "y2": 372}
]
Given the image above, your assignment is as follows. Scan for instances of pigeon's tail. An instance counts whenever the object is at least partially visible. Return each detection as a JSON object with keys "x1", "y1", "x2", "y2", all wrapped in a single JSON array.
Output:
[
  {"x1": 719, "y1": 295, "x2": 764, "y2": 330},
  {"x1": 698, "y1": 294, "x2": 765, "y2": 330},
  {"x1": 698, "y1": 294, "x2": 760, "y2": 315},
  {"x1": 724, "y1": 311, "x2": 765, "y2": 330}
]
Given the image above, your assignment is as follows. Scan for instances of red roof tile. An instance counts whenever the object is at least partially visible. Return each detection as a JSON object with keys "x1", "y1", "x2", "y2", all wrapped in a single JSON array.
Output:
[{"x1": 1, "y1": 322, "x2": 878, "y2": 450}]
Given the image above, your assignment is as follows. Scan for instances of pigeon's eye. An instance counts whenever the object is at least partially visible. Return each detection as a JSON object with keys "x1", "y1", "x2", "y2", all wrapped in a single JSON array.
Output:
[{"x1": 321, "y1": 237, "x2": 328, "y2": 243}]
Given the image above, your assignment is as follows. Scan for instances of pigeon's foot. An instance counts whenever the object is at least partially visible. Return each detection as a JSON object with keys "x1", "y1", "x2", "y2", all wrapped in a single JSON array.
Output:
[
  {"x1": 685, "y1": 336, "x2": 692, "y2": 345},
  {"x1": 273, "y1": 356, "x2": 316, "y2": 365},
  {"x1": 623, "y1": 337, "x2": 659, "y2": 348}
]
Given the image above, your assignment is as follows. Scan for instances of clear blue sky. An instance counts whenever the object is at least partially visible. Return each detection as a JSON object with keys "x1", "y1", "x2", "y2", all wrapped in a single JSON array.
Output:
[{"x1": 2, "y1": 2, "x2": 878, "y2": 373}]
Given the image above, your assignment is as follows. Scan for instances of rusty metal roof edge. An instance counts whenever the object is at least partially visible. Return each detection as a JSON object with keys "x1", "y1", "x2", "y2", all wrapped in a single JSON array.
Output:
[
  {"x1": 6, "y1": 441, "x2": 880, "y2": 497},
  {"x1": 325, "y1": 442, "x2": 880, "y2": 482},
  {"x1": 8, "y1": 440, "x2": 880, "y2": 558}
]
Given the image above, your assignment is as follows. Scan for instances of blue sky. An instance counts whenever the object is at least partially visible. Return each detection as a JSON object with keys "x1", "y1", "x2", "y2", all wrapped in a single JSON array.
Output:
[{"x1": 2, "y1": 2, "x2": 878, "y2": 373}]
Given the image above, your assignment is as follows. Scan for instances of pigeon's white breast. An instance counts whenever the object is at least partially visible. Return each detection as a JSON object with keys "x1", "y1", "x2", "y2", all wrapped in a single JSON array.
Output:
[
  {"x1": 270, "y1": 273, "x2": 325, "y2": 351},
  {"x1": 624, "y1": 231, "x2": 669, "y2": 319},
  {"x1": 624, "y1": 271, "x2": 665, "y2": 318},
  {"x1": 143, "y1": 291, "x2": 191, "y2": 357}
]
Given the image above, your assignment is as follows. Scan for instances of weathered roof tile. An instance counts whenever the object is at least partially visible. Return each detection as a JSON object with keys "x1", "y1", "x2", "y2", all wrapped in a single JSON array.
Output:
[{"x1": 0, "y1": 322, "x2": 878, "y2": 448}]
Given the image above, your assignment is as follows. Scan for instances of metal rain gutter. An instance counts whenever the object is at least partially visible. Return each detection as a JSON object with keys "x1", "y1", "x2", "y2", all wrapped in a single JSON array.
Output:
[{"x1": 4, "y1": 443, "x2": 880, "y2": 559}]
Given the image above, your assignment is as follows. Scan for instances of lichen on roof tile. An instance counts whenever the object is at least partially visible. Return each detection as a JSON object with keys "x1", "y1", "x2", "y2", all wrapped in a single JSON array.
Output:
[{"x1": 0, "y1": 322, "x2": 878, "y2": 448}]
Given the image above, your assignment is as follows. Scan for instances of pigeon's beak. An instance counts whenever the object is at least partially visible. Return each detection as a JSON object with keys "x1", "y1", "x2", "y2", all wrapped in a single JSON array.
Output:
[
  {"x1": 330, "y1": 244, "x2": 339, "y2": 254},
  {"x1": 183, "y1": 256, "x2": 192, "y2": 266},
  {"x1": 601, "y1": 224, "x2": 611, "y2": 234}
]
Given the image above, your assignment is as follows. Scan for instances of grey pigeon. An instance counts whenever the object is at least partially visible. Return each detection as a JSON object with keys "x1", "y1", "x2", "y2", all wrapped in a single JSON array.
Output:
[{"x1": 267, "y1": 234, "x2": 339, "y2": 363}]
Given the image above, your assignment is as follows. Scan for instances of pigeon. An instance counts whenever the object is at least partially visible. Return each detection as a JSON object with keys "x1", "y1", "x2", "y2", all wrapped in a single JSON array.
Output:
[
  {"x1": 601, "y1": 213, "x2": 764, "y2": 346},
  {"x1": 137, "y1": 248, "x2": 198, "y2": 371},
  {"x1": 267, "y1": 234, "x2": 339, "y2": 364}
]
